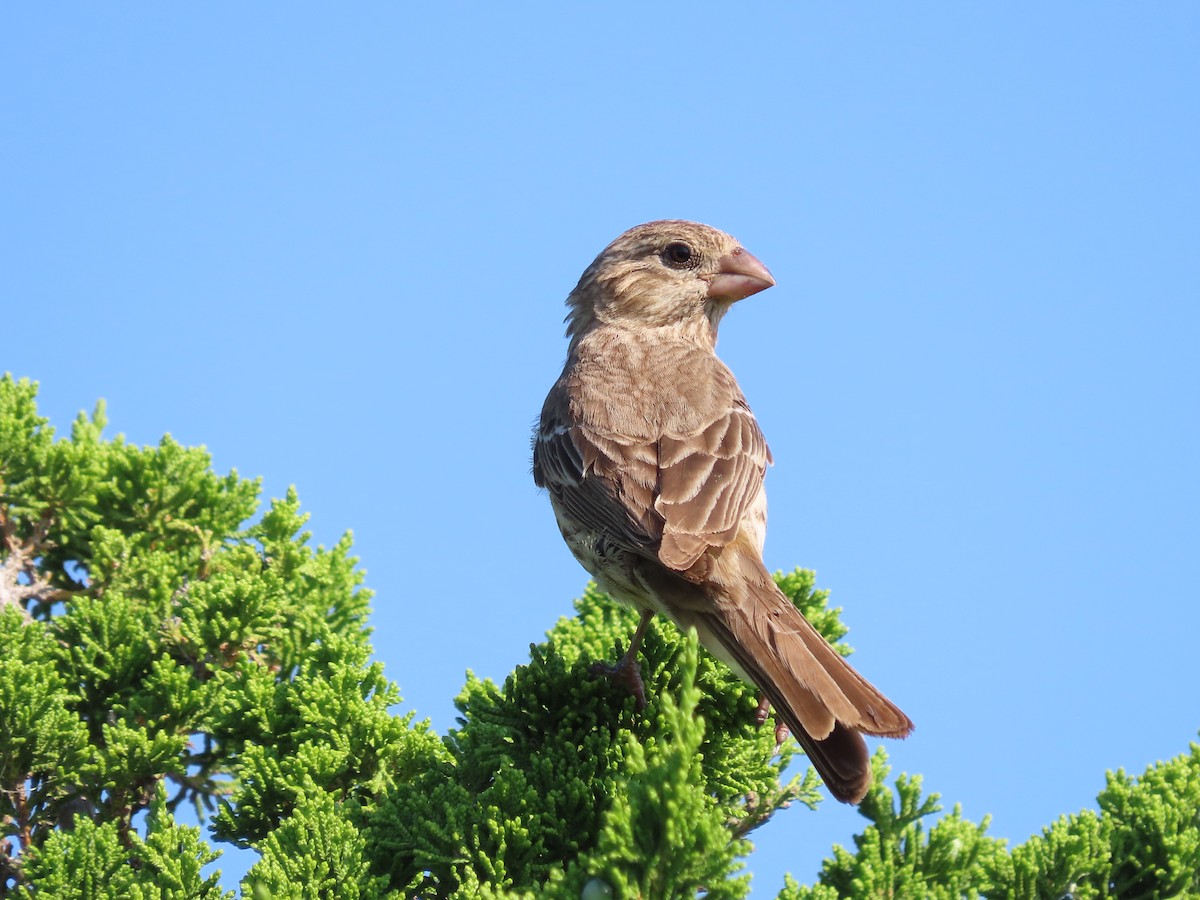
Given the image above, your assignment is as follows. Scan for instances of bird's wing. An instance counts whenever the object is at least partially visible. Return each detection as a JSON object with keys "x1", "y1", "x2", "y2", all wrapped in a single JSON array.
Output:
[
  {"x1": 533, "y1": 382, "x2": 661, "y2": 552},
  {"x1": 534, "y1": 375, "x2": 771, "y2": 569},
  {"x1": 655, "y1": 397, "x2": 772, "y2": 572}
]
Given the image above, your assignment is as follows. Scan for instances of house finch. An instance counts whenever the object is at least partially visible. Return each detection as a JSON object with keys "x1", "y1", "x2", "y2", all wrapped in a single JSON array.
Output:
[{"x1": 533, "y1": 220, "x2": 912, "y2": 803}]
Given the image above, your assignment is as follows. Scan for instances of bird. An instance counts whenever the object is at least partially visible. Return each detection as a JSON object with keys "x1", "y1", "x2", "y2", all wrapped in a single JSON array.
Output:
[{"x1": 532, "y1": 220, "x2": 912, "y2": 804}]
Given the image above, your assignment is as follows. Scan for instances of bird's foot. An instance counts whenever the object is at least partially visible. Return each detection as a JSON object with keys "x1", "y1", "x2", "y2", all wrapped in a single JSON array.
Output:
[
  {"x1": 590, "y1": 650, "x2": 647, "y2": 712},
  {"x1": 755, "y1": 693, "x2": 790, "y2": 748}
]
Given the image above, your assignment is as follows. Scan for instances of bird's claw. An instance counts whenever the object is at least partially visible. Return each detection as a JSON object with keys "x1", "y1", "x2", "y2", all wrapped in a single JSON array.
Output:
[
  {"x1": 754, "y1": 693, "x2": 771, "y2": 726},
  {"x1": 754, "y1": 693, "x2": 790, "y2": 749},
  {"x1": 590, "y1": 652, "x2": 647, "y2": 711}
]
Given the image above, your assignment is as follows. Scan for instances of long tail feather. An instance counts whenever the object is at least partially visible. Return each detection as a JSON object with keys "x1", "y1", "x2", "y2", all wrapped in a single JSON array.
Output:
[{"x1": 698, "y1": 551, "x2": 913, "y2": 803}]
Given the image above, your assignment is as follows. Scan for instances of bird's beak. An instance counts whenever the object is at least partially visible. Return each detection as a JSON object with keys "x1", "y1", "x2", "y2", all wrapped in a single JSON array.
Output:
[{"x1": 705, "y1": 248, "x2": 775, "y2": 302}]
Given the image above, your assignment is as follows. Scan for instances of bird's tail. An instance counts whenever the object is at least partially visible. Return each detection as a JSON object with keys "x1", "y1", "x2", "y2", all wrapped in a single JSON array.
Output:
[{"x1": 695, "y1": 550, "x2": 913, "y2": 804}]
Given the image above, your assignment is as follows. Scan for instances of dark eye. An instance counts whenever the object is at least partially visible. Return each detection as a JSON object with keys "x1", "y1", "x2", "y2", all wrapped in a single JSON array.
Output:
[{"x1": 661, "y1": 241, "x2": 695, "y2": 268}]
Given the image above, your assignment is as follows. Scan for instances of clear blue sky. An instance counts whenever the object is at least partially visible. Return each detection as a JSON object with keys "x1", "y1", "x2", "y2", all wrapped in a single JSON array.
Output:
[{"x1": 5, "y1": 4, "x2": 1198, "y2": 894}]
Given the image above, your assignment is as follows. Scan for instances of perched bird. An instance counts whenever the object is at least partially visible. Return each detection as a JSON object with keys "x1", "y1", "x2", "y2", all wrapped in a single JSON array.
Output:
[{"x1": 533, "y1": 220, "x2": 912, "y2": 804}]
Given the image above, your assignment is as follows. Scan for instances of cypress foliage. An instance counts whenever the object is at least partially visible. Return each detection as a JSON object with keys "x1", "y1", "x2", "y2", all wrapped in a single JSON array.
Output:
[{"x1": 2, "y1": 374, "x2": 1197, "y2": 898}]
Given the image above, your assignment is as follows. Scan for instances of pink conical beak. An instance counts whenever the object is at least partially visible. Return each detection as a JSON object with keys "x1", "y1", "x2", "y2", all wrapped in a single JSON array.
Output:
[{"x1": 705, "y1": 247, "x2": 775, "y2": 302}]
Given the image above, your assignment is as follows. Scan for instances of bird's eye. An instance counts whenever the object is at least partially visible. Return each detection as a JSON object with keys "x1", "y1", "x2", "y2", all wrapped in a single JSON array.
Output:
[{"x1": 661, "y1": 242, "x2": 695, "y2": 268}]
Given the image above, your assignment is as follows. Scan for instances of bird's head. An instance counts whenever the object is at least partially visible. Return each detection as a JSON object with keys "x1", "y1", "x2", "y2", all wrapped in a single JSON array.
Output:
[{"x1": 564, "y1": 220, "x2": 775, "y2": 346}]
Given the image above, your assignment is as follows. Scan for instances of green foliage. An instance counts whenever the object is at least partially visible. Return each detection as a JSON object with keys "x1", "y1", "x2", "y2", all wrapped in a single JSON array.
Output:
[
  {"x1": 988, "y1": 810, "x2": 1110, "y2": 900},
  {"x1": 363, "y1": 584, "x2": 825, "y2": 899},
  {"x1": 787, "y1": 742, "x2": 1200, "y2": 900},
  {"x1": 1100, "y1": 745, "x2": 1200, "y2": 898},
  {"x1": 583, "y1": 639, "x2": 751, "y2": 900},
  {"x1": 781, "y1": 753, "x2": 1004, "y2": 899},
  {"x1": 22, "y1": 785, "x2": 231, "y2": 899},
  {"x1": 4, "y1": 373, "x2": 1199, "y2": 899},
  {"x1": 243, "y1": 793, "x2": 389, "y2": 899},
  {"x1": 0, "y1": 376, "x2": 429, "y2": 895},
  {"x1": 978, "y1": 742, "x2": 1200, "y2": 900}
]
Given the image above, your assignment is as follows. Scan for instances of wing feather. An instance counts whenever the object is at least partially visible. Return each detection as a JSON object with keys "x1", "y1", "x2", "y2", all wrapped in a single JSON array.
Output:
[
  {"x1": 656, "y1": 402, "x2": 770, "y2": 571},
  {"x1": 534, "y1": 388, "x2": 661, "y2": 552},
  {"x1": 535, "y1": 365, "x2": 771, "y2": 575}
]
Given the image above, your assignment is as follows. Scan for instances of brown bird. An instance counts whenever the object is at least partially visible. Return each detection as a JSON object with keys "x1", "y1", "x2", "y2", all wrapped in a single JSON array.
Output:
[{"x1": 532, "y1": 220, "x2": 912, "y2": 804}]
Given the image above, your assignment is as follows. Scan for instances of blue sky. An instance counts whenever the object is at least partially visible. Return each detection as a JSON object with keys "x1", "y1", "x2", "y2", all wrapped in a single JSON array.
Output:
[{"x1": 5, "y1": 3, "x2": 1198, "y2": 894}]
